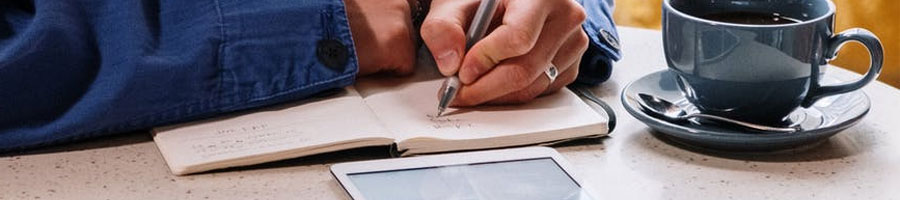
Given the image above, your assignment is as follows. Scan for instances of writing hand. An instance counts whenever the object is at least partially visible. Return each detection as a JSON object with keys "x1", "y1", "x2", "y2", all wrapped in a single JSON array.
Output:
[{"x1": 421, "y1": 0, "x2": 589, "y2": 106}]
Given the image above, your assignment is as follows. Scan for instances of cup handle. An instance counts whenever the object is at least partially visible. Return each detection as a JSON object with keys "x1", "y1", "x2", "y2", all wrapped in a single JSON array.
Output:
[{"x1": 802, "y1": 28, "x2": 884, "y2": 107}]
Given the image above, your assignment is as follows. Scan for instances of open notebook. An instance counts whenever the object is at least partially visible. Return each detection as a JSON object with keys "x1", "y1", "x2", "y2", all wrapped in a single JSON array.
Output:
[{"x1": 152, "y1": 66, "x2": 608, "y2": 175}]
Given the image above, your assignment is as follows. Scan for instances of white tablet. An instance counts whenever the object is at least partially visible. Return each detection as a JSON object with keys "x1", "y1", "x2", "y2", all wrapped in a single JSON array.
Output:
[{"x1": 330, "y1": 147, "x2": 596, "y2": 200}]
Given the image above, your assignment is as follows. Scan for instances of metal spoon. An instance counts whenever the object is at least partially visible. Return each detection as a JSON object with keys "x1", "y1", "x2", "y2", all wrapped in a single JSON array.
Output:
[{"x1": 635, "y1": 93, "x2": 799, "y2": 133}]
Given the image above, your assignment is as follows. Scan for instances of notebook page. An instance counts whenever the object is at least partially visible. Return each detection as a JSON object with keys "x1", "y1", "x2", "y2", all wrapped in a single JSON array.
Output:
[
  {"x1": 355, "y1": 75, "x2": 605, "y2": 141},
  {"x1": 153, "y1": 88, "x2": 392, "y2": 174}
]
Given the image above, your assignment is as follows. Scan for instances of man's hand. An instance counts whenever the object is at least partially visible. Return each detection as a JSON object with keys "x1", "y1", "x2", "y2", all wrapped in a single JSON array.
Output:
[
  {"x1": 345, "y1": 0, "x2": 418, "y2": 76},
  {"x1": 421, "y1": 0, "x2": 589, "y2": 106}
]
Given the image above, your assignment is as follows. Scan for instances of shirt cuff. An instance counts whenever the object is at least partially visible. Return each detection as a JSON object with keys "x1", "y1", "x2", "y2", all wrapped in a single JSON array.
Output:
[
  {"x1": 576, "y1": 0, "x2": 622, "y2": 85},
  {"x1": 216, "y1": 0, "x2": 359, "y2": 112}
]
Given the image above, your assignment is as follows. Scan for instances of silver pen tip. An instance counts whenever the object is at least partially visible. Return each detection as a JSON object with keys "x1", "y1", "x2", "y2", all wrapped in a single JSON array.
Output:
[{"x1": 436, "y1": 109, "x2": 445, "y2": 117}]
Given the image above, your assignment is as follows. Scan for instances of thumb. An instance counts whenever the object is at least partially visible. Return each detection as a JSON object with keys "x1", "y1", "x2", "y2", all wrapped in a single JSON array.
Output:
[{"x1": 420, "y1": 0, "x2": 476, "y2": 76}]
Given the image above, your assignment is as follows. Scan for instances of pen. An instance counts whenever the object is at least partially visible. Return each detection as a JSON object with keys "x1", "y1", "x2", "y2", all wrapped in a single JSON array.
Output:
[{"x1": 436, "y1": 0, "x2": 499, "y2": 117}]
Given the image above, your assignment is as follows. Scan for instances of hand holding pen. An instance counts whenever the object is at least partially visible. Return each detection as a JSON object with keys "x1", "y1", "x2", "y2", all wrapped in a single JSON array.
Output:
[
  {"x1": 435, "y1": 0, "x2": 499, "y2": 116},
  {"x1": 423, "y1": 0, "x2": 591, "y2": 112}
]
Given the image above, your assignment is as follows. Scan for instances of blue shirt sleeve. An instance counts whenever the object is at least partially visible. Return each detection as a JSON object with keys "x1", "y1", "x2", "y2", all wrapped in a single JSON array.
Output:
[
  {"x1": 0, "y1": 0, "x2": 359, "y2": 151},
  {"x1": 577, "y1": 0, "x2": 622, "y2": 85}
]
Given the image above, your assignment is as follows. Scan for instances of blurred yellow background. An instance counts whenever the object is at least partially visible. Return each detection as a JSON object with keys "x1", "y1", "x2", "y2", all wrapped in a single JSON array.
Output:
[{"x1": 614, "y1": 0, "x2": 899, "y2": 88}]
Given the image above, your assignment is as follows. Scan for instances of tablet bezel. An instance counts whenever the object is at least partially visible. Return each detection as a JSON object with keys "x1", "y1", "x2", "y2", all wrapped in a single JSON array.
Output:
[{"x1": 330, "y1": 147, "x2": 585, "y2": 200}]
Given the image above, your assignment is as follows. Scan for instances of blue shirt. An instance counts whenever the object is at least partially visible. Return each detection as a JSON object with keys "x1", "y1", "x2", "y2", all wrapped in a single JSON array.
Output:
[{"x1": 0, "y1": 0, "x2": 621, "y2": 151}]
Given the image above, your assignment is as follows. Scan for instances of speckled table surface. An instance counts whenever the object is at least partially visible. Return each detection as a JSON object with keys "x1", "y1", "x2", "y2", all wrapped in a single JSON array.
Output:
[{"x1": 3, "y1": 27, "x2": 899, "y2": 200}]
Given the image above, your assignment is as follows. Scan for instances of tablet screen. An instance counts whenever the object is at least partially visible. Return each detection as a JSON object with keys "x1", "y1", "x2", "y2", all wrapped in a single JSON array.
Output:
[{"x1": 346, "y1": 158, "x2": 594, "y2": 200}]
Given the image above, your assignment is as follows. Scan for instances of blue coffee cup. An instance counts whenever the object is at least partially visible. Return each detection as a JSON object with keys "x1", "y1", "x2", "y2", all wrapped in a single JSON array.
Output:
[{"x1": 662, "y1": 0, "x2": 884, "y2": 124}]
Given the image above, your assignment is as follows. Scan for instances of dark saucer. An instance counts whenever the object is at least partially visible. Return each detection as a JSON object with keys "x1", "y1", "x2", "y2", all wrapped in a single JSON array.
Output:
[{"x1": 621, "y1": 70, "x2": 870, "y2": 152}]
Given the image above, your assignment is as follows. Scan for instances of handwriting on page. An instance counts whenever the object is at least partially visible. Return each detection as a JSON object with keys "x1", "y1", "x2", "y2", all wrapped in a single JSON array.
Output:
[
  {"x1": 426, "y1": 114, "x2": 473, "y2": 129},
  {"x1": 187, "y1": 123, "x2": 311, "y2": 159}
]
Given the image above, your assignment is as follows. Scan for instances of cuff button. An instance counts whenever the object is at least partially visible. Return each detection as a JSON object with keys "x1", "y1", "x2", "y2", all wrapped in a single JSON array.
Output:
[
  {"x1": 316, "y1": 39, "x2": 350, "y2": 71},
  {"x1": 599, "y1": 29, "x2": 620, "y2": 50}
]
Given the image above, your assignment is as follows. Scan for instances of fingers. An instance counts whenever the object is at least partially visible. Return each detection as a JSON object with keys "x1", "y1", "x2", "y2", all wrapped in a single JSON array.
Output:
[
  {"x1": 451, "y1": 30, "x2": 569, "y2": 106},
  {"x1": 542, "y1": 60, "x2": 581, "y2": 96},
  {"x1": 485, "y1": 30, "x2": 589, "y2": 104},
  {"x1": 486, "y1": 68, "x2": 553, "y2": 105},
  {"x1": 420, "y1": 0, "x2": 480, "y2": 76},
  {"x1": 543, "y1": 30, "x2": 589, "y2": 95},
  {"x1": 477, "y1": 33, "x2": 585, "y2": 105},
  {"x1": 452, "y1": 61, "x2": 539, "y2": 106},
  {"x1": 489, "y1": 65, "x2": 578, "y2": 105},
  {"x1": 456, "y1": 1, "x2": 550, "y2": 84},
  {"x1": 457, "y1": 0, "x2": 587, "y2": 85},
  {"x1": 452, "y1": 15, "x2": 585, "y2": 106}
]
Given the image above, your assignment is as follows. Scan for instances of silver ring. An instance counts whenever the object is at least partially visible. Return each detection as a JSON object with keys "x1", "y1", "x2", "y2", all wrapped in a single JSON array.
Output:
[{"x1": 544, "y1": 64, "x2": 559, "y2": 83}]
